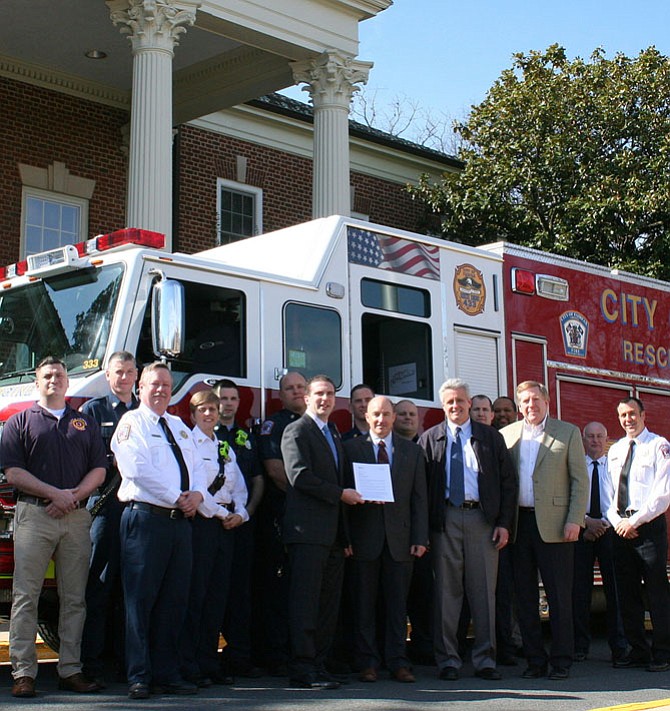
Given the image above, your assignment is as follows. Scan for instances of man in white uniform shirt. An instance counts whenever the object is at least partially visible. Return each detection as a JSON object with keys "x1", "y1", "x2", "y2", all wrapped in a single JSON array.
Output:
[
  {"x1": 572, "y1": 422, "x2": 626, "y2": 663},
  {"x1": 606, "y1": 397, "x2": 670, "y2": 672},
  {"x1": 112, "y1": 362, "x2": 208, "y2": 700}
]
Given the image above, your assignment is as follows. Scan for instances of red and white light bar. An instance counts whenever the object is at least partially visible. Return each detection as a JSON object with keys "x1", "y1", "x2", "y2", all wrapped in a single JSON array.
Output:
[
  {"x1": 0, "y1": 229, "x2": 165, "y2": 282},
  {"x1": 511, "y1": 267, "x2": 569, "y2": 301}
]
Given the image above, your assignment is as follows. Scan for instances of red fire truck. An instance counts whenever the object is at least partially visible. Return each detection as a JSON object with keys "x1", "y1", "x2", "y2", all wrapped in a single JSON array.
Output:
[{"x1": 0, "y1": 215, "x2": 668, "y2": 642}]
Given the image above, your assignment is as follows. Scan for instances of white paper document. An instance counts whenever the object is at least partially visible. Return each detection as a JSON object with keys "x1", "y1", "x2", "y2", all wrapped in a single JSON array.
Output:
[{"x1": 353, "y1": 462, "x2": 395, "y2": 503}]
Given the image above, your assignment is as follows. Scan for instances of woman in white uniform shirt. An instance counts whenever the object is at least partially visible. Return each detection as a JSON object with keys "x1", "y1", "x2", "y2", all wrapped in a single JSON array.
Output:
[{"x1": 180, "y1": 390, "x2": 248, "y2": 687}]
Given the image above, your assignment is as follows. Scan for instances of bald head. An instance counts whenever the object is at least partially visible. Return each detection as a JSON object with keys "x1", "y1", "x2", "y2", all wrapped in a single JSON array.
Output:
[
  {"x1": 583, "y1": 421, "x2": 607, "y2": 460},
  {"x1": 365, "y1": 396, "x2": 396, "y2": 439}
]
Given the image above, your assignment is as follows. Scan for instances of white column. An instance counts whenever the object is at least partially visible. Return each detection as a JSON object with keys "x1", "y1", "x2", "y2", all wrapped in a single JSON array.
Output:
[
  {"x1": 292, "y1": 51, "x2": 372, "y2": 219},
  {"x1": 108, "y1": 0, "x2": 199, "y2": 249}
]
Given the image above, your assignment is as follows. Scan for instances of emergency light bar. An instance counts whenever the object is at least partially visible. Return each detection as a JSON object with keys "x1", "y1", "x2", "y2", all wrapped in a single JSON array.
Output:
[
  {"x1": 511, "y1": 268, "x2": 569, "y2": 301},
  {"x1": 0, "y1": 229, "x2": 165, "y2": 282}
]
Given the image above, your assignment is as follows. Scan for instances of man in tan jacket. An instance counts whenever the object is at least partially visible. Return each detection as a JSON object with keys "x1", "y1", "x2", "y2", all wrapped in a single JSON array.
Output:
[{"x1": 501, "y1": 381, "x2": 588, "y2": 681}]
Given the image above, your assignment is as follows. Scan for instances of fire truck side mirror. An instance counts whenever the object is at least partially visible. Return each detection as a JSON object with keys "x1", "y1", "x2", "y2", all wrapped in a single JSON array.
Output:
[{"x1": 151, "y1": 277, "x2": 185, "y2": 359}]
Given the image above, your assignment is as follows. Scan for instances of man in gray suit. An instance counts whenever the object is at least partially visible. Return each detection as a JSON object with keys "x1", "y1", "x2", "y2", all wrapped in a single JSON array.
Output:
[
  {"x1": 420, "y1": 379, "x2": 517, "y2": 682},
  {"x1": 500, "y1": 380, "x2": 588, "y2": 681},
  {"x1": 281, "y1": 375, "x2": 362, "y2": 689},
  {"x1": 343, "y1": 396, "x2": 428, "y2": 683}
]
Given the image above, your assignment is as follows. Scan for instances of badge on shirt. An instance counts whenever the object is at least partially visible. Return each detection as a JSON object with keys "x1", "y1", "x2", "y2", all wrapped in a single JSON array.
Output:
[
  {"x1": 661, "y1": 444, "x2": 670, "y2": 459},
  {"x1": 117, "y1": 424, "x2": 131, "y2": 442},
  {"x1": 260, "y1": 420, "x2": 274, "y2": 436},
  {"x1": 70, "y1": 417, "x2": 87, "y2": 432},
  {"x1": 180, "y1": 430, "x2": 189, "y2": 440}
]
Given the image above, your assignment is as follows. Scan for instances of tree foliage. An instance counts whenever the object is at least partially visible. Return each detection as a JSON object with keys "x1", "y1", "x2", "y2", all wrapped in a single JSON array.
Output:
[{"x1": 409, "y1": 45, "x2": 670, "y2": 279}]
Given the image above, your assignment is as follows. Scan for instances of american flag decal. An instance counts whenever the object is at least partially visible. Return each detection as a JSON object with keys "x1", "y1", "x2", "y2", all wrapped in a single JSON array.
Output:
[{"x1": 347, "y1": 227, "x2": 441, "y2": 280}]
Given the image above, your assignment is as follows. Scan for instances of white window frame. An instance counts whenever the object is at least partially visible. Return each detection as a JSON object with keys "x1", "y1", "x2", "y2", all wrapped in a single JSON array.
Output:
[
  {"x1": 20, "y1": 186, "x2": 88, "y2": 258},
  {"x1": 216, "y1": 178, "x2": 263, "y2": 245}
]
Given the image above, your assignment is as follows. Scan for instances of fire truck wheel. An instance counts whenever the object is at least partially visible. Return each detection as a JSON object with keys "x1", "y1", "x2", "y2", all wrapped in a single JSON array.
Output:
[{"x1": 37, "y1": 620, "x2": 60, "y2": 652}]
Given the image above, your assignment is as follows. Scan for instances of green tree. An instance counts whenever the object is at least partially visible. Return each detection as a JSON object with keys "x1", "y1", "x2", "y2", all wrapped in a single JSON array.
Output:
[{"x1": 409, "y1": 45, "x2": 670, "y2": 279}]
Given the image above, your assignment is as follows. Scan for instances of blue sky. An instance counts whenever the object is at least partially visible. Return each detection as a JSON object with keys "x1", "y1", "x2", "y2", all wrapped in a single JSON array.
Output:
[{"x1": 285, "y1": 1, "x2": 670, "y2": 122}]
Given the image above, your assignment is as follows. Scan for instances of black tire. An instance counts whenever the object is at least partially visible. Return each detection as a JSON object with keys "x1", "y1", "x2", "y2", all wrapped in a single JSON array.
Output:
[{"x1": 37, "y1": 619, "x2": 60, "y2": 652}]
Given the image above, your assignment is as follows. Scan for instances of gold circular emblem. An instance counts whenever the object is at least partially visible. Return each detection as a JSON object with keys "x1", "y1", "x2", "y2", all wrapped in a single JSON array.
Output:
[{"x1": 71, "y1": 418, "x2": 87, "y2": 431}]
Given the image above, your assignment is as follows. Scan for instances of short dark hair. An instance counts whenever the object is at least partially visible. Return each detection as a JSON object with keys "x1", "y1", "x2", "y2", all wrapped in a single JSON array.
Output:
[
  {"x1": 36, "y1": 356, "x2": 66, "y2": 373},
  {"x1": 493, "y1": 396, "x2": 517, "y2": 412},
  {"x1": 472, "y1": 394, "x2": 493, "y2": 408},
  {"x1": 307, "y1": 374, "x2": 336, "y2": 394},
  {"x1": 212, "y1": 378, "x2": 238, "y2": 395},
  {"x1": 618, "y1": 396, "x2": 644, "y2": 413},
  {"x1": 350, "y1": 383, "x2": 374, "y2": 399},
  {"x1": 108, "y1": 351, "x2": 136, "y2": 366}
]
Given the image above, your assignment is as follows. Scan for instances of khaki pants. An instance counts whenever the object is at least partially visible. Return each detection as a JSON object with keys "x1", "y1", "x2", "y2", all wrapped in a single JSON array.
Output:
[{"x1": 10, "y1": 502, "x2": 91, "y2": 680}]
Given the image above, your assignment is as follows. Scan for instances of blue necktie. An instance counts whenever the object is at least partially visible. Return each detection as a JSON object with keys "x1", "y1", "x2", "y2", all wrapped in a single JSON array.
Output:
[
  {"x1": 450, "y1": 426, "x2": 465, "y2": 506},
  {"x1": 322, "y1": 424, "x2": 339, "y2": 466}
]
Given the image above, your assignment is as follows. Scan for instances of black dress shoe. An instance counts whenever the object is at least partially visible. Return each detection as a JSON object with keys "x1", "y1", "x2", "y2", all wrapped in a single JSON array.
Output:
[
  {"x1": 150, "y1": 680, "x2": 198, "y2": 695},
  {"x1": 521, "y1": 664, "x2": 547, "y2": 679},
  {"x1": 289, "y1": 676, "x2": 340, "y2": 689},
  {"x1": 548, "y1": 666, "x2": 569, "y2": 680},
  {"x1": 318, "y1": 671, "x2": 350, "y2": 684},
  {"x1": 438, "y1": 666, "x2": 459, "y2": 681},
  {"x1": 648, "y1": 660, "x2": 670, "y2": 672},
  {"x1": 128, "y1": 682, "x2": 150, "y2": 699},
  {"x1": 209, "y1": 670, "x2": 234, "y2": 685},
  {"x1": 613, "y1": 655, "x2": 649, "y2": 669},
  {"x1": 475, "y1": 667, "x2": 502, "y2": 681}
]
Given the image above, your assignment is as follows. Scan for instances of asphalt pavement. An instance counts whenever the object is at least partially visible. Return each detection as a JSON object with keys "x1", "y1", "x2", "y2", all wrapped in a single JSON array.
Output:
[{"x1": 1, "y1": 634, "x2": 669, "y2": 711}]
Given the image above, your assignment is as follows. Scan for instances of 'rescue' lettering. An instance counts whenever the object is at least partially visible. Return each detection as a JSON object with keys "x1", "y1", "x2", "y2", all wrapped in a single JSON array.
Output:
[
  {"x1": 601, "y1": 289, "x2": 657, "y2": 330},
  {"x1": 622, "y1": 341, "x2": 669, "y2": 368}
]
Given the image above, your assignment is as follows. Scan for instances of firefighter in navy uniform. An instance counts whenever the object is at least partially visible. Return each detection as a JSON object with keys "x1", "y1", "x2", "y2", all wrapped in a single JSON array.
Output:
[
  {"x1": 256, "y1": 371, "x2": 307, "y2": 675},
  {"x1": 80, "y1": 351, "x2": 138, "y2": 686},
  {"x1": 213, "y1": 379, "x2": 264, "y2": 679}
]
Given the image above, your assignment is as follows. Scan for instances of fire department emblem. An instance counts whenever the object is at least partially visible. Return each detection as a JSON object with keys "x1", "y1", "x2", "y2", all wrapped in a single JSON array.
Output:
[
  {"x1": 560, "y1": 311, "x2": 589, "y2": 358},
  {"x1": 453, "y1": 264, "x2": 486, "y2": 316},
  {"x1": 70, "y1": 418, "x2": 87, "y2": 431}
]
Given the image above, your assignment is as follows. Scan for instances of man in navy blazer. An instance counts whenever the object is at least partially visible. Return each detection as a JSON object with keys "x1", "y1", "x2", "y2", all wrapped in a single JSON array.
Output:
[
  {"x1": 343, "y1": 396, "x2": 428, "y2": 683},
  {"x1": 281, "y1": 375, "x2": 362, "y2": 689}
]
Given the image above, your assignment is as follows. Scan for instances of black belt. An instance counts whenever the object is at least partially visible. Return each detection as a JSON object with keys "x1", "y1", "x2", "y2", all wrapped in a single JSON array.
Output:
[
  {"x1": 519, "y1": 506, "x2": 535, "y2": 513},
  {"x1": 127, "y1": 501, "x2": 185, "y2": 520},
  {"x1": 18, "y1": 494, "x2": 87, "y2": 509},
  {"x1": 446, "y1": 500, "x2": 480, "y2": 510},
  {"x1": 619, "y1": 509, "x2": 637, "y2": 518}
]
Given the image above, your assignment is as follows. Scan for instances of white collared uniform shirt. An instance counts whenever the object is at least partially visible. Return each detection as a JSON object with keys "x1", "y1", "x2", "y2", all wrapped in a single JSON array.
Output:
[
  {"x1": 191, "y1": 425, "x2": 249, "y2": 522},
  {"x1": 606, "y1": 427, "x2": 670, "y2": 528},
  {"x1": 112, "y1": 403, "x2": 208, "y2": 507}
]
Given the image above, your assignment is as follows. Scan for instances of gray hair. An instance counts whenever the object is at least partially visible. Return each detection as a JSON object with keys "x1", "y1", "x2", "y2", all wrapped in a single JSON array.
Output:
[{"x1": 439, "y1": 378, "x2": 470, "y2": 399}]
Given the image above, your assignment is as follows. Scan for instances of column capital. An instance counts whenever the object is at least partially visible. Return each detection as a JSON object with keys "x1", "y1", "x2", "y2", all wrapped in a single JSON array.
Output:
[
  {"x1": 107, "y1": 0, "x2": 200, "y2": 54},
  {"x1": 291, "y1": 50, "x2": 373, "y2": 107}
]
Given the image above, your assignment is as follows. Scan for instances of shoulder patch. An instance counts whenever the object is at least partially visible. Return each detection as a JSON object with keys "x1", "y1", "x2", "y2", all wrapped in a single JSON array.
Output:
[
  {"x1": 70, "y1": 417, "x2": 87, "y2": 432},
  {"x1": 661, "y1": 444, "x2": 670, "y2": 459},
  {"x1": 260, "y1": 420, "x2": 274, "y2": 436},
  {"x1": 117, "y1": 423, "x2": 131, "y2": 442}
]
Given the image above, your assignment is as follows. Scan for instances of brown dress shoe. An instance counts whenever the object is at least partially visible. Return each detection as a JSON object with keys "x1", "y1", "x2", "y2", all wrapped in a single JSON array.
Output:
[
  {"x1": 12, "y1": 676, "x2": 36, "y2": 698},
  {"x1": 392, "y1": 667, "x2": 416, "y2": 683},
  {"x1": 58, "y1": 672, "x2": 102, "y2": 693},
  {"x1": 358, "y1": 667, "x2": 378, "y2": 682}
]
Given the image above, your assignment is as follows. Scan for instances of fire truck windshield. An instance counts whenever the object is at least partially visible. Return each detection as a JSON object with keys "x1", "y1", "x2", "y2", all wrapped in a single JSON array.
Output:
[{"x1": 0, "y1": 264, "x2": 124, "y2": 384}]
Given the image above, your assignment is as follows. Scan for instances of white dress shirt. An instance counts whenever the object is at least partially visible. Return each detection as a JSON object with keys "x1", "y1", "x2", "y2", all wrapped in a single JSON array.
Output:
[
  {"x1": 446, "y1": 420, "x2": 479, "y2": 501},
  {"x1": 517, "y1": 415, "x2": 547, "y2": 507},
  {"x1": 369, "y1": 432, "x2": 393, "y2": 468},
  {"x1": 113, "y1": 403, "x2": 208, "y2": 507},
  {"x1": 191, "y1": 425, "x2": 249, "y2": 522},
  {"x1": 606, "y1": 427, "x2": 670, "y2": 528},
  {"x1": 585, "y1": 454, "x2": 612, "y2": 520}
]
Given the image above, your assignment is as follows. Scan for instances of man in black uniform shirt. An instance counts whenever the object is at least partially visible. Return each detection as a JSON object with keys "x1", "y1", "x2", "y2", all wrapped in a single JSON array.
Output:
[
  {"x1": 257, "y1": 371, "x2": 307, "y2": 674},
  {"x1": 80, "y1": 351, "x2": 138, "y2": 685}
]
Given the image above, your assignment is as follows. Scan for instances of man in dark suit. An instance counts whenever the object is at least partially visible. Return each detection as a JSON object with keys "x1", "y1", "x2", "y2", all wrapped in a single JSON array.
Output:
[
  {"x1": 343, "y1": 396, "x2": 428, "y2": 683},
  {"x1": 420, "y1": 379, "x2": 517, "y2": 682},
  {"x1": 500, "y1": 380, "x2": 588, "y2": 681},
  {"x1": 281, "y1": 375, "x2": 363, "y2": 689}
]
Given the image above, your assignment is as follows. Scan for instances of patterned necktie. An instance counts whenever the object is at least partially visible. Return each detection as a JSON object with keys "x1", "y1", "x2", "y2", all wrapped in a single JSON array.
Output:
[
  {"x1": 158, "y1": 416, "x2": 190, "y2": 491},
  {"x1": 449, "y1": 426, "x2": 465, "y2": 506},
  {"x1": 589, "y1": 459, "x2": 601, "y2": 518},
  {"x1": 616, "y1": 440, "x2": 635, "y2": 515},
  {"x1": 322, "y1": 424, "x2": 339, "y2": 466},
  {"x1": 377, "y1": 439, "x2": 389, "y2": 464}
]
